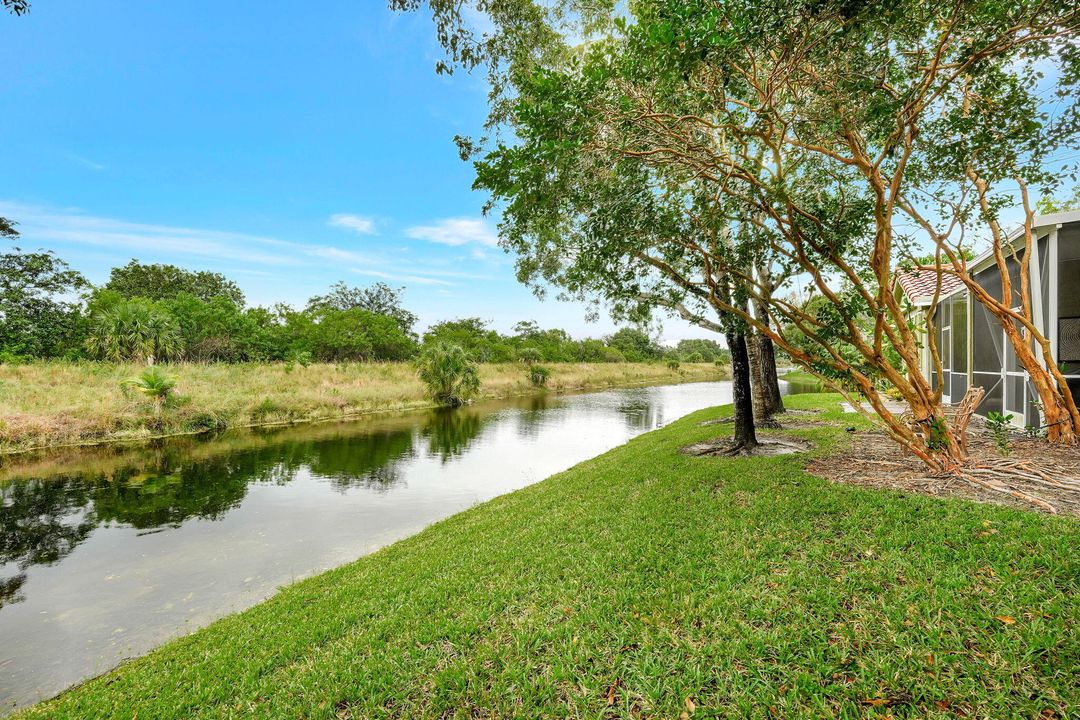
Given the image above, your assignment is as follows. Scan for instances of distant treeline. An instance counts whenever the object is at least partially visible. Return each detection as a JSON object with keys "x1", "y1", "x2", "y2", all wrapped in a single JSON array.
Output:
[{"x1": 1, "y1": 247, "x2": 730, "y2": 365}]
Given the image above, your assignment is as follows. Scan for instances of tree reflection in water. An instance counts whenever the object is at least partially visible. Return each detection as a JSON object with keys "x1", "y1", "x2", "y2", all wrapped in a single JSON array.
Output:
[
  {"x1": 422, "y1": 408, "x2": 486, "y2": 463},
  {"x1": 0, "y1": 420, "x2": 423, "y2": 610}
]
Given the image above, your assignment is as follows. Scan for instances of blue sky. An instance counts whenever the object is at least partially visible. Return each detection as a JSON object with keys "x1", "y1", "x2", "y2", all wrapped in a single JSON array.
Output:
[{"x1": 0, "y1": 1, "x2": 711, "y2": 341}]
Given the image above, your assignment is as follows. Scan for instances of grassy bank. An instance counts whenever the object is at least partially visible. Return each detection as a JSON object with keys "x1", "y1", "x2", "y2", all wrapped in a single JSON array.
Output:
[
  {"x1": 780, "y1": 369, "x2": 823, "y2": 386},
  {"x1": 0, "y1": 361, "x2": 722, "y2": 453},
  {"x1": 18, "y1": 394, "x2": 1077, "y2": 719}
]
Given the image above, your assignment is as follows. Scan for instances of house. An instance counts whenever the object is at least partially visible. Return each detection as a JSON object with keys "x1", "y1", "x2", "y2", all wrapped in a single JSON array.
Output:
[{"x1": 895, "y1": 210, "x2": 1080, "y2": 427}]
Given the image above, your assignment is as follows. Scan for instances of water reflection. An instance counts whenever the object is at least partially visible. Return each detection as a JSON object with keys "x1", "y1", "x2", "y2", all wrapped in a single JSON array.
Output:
[{"x1": 0, "y1": 381, "x2": 764, "y2": 713}]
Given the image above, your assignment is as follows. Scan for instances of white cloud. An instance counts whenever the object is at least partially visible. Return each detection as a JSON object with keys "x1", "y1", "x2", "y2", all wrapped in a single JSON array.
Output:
[
  {"x1": 350, "y1": 269, "x2": 452, "y2": 286},
  {"x1": 328, "y1": 213, "x2": 377, "y2": 235},
  {"x1": 405, "y1": 217, "x2": 499, "y2": 247}
]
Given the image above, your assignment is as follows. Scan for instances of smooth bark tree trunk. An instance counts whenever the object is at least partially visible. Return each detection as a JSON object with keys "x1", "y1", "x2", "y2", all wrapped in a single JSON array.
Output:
[
  {"x1": 748, "y1": 332, "x2": 784, "y2": 424},
  {"x1": 727, "y1": 330, "x2": 758, "y2": 451}
]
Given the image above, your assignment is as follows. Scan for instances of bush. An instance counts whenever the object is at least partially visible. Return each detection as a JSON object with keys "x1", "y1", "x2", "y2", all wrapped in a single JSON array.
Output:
[
  {"x1": 986, "y1": 411, "x2": 1013, "y2": 457},
  {"x1": 528, "y1": 365, "x2": 551, "y2": 387},
  {"x1": 666, "y1": 360, "x2": 681, "y2": 370},
  {"x1": 416, "y1": 343, "x2": 481, "y2": 407},
  {"x1": 684, "y1": 351, "x2": 704, "y2": 363}
]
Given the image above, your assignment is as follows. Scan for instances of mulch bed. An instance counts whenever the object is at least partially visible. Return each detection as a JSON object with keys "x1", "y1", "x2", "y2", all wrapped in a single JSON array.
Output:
[{"x1": 808, "y1": 415, "x2": 1080, "y2": 516}]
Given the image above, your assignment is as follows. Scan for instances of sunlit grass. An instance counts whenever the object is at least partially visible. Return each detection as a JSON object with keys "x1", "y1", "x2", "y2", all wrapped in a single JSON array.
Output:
[
  {"x1": 0, "y1": 361, "x2": 724, "y2": 452},
  {"x1": 15, "y1": 394, "x2": 1077, "y2": 719}
]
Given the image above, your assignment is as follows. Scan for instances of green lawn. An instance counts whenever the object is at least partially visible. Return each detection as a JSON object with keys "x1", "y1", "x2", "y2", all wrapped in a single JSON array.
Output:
[{"x1": 19, "y1": 394, "x2": 1078, "y2": 719}]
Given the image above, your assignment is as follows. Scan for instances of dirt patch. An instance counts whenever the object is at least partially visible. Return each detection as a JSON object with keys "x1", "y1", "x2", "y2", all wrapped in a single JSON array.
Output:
[
  {"x1": 810, "y1": 418, "x2": 1080, "y2": 516},
  {"x1": 682, "y1": 436, "x2": 813, "y2": 457}
]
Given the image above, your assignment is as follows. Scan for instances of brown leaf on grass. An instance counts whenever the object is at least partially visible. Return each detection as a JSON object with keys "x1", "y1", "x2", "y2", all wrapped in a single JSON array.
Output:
[
  {"x1": 995, "y1": 615, "x2": 1017, "y2": 625},
  {"x1": 862, "y1": 697, "x2": 890, "y2": 707},
  {"x1": 605, "y1": 678, "x2": 621, "y2": 706},
  {"x1": 685, "y1": 697, "x2": 696, "y2": 713}
]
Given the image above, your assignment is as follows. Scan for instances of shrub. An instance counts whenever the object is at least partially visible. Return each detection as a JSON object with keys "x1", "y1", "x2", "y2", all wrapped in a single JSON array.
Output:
[
  {"x1": 666, "y1": 360, "x2": 681, "y2": 370},
  {"x1": 528, "y1": 365, "x2": 551, "y2": 387},
  {"x1": 416, "y1": 342, "x2": 481, "y2": 407},
  {"x1": 986, "y1": 411, "x2": 1013, "y2": 457},
  {"x1": 684, "y1": 351, "x2": 705, "y2": 363},
  {"x1": 122, "y1": 366, "x2": 177, "y2": 416}
]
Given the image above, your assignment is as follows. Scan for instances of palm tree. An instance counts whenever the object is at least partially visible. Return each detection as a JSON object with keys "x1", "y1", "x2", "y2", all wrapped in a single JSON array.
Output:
[
  {"x1": 123, "y1": 366, "x2": 177, "y2": 416},
  {"x1": 416, "y1": 342, "x2": 481, "y2": 407},
  {"x1": 86, "y1": 300, "x2": 182, "y2": 365}
]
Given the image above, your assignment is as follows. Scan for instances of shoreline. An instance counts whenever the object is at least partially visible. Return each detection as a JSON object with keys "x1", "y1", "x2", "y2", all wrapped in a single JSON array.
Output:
[{"x1": 0, "y1": 361, "x2": 725, "y2": 456}]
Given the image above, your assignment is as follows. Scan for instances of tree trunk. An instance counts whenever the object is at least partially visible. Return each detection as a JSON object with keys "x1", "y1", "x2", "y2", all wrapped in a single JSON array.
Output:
[
  {"x1": 749, "y1": 266, "x2": 785, "y2": 423},
  {"x1": 748, "y1": 329, "x2": 784, "y2": 424},
  {"x1": 727, "y1": 330, "x2": 759, "y2": 451}
]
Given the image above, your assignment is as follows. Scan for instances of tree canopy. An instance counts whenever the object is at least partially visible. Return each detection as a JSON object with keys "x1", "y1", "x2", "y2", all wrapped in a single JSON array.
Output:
[{"x1": 104, "y1": 260, "x2": 246, "y2": 306}]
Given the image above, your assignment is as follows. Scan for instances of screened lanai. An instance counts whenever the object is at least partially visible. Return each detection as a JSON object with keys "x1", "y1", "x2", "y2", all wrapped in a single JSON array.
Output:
[{"x1": 896, "y1": 210, "x2": 1080, "y2": 428}]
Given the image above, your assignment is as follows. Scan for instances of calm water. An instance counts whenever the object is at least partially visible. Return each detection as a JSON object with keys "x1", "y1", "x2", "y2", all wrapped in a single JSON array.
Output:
[{"x1": 0, "y1": 380, "x2": 800, "y2": 712}]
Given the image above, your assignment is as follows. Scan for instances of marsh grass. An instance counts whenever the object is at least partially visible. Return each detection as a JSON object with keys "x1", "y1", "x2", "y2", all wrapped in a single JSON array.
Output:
[
  {"x1": 0, "y1": 361, "x2": 722, "y2": 453},
  {"x1": 14, "y1": 394, "x2": 1078, "y2": 719}
]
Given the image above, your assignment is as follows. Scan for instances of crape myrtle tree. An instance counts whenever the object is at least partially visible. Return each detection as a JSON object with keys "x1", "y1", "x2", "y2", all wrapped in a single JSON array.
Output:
[
  {"x1": 398, "y1": 0, "x2": 1080, "y2": 470},
  {"x1": 897, "y1": 34, "x2": 1080, "y2": 444},
  {"x1": 583, "y1": 0, "x2": 1080, "y2": 451}
]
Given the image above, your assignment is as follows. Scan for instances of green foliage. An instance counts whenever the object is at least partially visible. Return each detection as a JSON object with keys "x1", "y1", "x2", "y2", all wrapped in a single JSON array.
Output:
[
  {"x1": 306, "y1": 281, "x2": 418, "y2": 335},
  {"x1": 527, "y1": 364, "x2": 551, "y2": 387},
  {"x1": 415, "y1": 342, "x2": 482, "y2": 407},
  {"x1": 422, "y1": 318, "x2": 514, "y2": 362},
  {"x1": 517, "y1": 347, "x2": 543, "y2": 365},
  {"x1": 1037, "y1": 185, "x2": 1080, "y2": 214},
  {"x1": 0, "y1": 242, "x2": 88, "y2": 359},
  {"x1": 122, "y1": 366, "x2": 177, "y2": 415},
  {"x1": 666, "y1": 359, "x2": 680, "y2": 370},
  {"x1": 86, "y1": 299, "x2": 183, "y2": 365},
  {"x1": 674, "y1": 339, "x2": 729, "y2": 364},
  {"x1": 607, "y1": 328, "x2": 664, "y2": 362},
  {"x1": 104, "y1": 260, "x2": 245, "y2": 306},
  {"x1": 986, "y1": 412, "x2": 1014, "y2": 457}
]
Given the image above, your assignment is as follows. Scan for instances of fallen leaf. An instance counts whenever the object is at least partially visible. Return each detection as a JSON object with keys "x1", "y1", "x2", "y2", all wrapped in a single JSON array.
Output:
[
  {"x1": 605, "y1": 678, "x2": 621, "y2": 706},
  {"x1": 685, "y1": 697, "x2": 696, "y2": 713},
  {"x1": 862, "y1": 698, "x2": 890, "y2": 707},
  {"x1": 995, "y1": 615, "x2": 1017, "y2": 625}
]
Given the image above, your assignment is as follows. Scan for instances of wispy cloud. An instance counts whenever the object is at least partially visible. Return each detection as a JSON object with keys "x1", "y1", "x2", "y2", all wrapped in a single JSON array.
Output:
[
  {"x1": 0, "y1": 201, "x2": 302, "y2": 266},
  {"x1": 65, "y1": 153, "x2": 106, "y2": 171},
  {"x1": 0, "y1": 201, "x2": 473, "y2": 288},
  {"x1": 328, "y1": 213, "x2": 377, "y2": 235},
  {"x1": 350, "y1": 269, "x2": 452, "y2": 286},
  {"x1": 405, "y1": 217, "x2": 499, "y2": 247}
]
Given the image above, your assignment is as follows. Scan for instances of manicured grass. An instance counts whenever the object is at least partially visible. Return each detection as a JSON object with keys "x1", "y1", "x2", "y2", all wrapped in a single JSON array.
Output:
[
  {"x1": 0, "y1": 361, "x2": 722, "y2": 453},
  {"x1": 780, "y1": 369, "x2": 823, "y2": 386},
  {"x1": 17, "y1": 394, "x2": 1078, "y2": 719}
]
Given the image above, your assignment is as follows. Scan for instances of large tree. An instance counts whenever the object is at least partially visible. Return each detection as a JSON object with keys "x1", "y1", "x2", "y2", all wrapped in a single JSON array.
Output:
[
  {"x1": 305, "y1": 281, "x2": 418, "y2": 335},
  {"x1": 1, "y1": 222, "x2": 89, "y2": 359},
  {"x1": 401, "y1": 0, "x2": 1080, "y2": 469},
  {"x1": 104, "y1": 260, "x2": 246, "y2": 307}
]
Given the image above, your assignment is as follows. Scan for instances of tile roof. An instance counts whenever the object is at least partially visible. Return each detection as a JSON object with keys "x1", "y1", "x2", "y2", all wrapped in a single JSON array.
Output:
[{"x1": 894, "y1": 268, "x2": 965, "y2": 304}]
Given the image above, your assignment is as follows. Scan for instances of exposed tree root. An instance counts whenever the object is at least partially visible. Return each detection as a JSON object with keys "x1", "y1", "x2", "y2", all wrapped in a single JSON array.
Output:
[{"x1": 682, "y1": 436, "x2": 812, "y2": 457}]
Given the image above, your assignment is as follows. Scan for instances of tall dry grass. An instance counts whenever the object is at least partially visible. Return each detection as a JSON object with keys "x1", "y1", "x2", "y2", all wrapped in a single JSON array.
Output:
[{"x1": 0, "y1": 361, "x2": 725, "y2": 453}]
